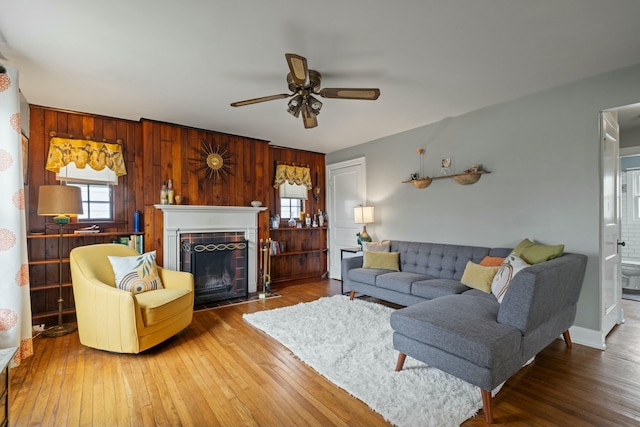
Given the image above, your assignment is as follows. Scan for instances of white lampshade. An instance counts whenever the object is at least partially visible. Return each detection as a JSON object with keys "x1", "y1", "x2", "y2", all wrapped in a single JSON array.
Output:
[{"x1": 354, "y1": 206, "x2": 375, "y2": 224}]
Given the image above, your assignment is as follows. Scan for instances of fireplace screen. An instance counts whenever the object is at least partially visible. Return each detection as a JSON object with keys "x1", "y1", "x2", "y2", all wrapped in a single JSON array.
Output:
[{"x1": 181, "y1": 232, "x2": 248, "y2": 306}]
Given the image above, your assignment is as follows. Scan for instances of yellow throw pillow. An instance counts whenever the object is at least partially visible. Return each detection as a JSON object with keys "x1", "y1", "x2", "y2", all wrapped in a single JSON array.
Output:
[
  {"x1": 461, "y1": 261, "x2": 500, "y2": 293},
  {"x1": 513, "y1": 238, "x2": 564, "y2": 264},
  {"x1": 362, "y1": 251, "x2": 400, "y2": 271}
]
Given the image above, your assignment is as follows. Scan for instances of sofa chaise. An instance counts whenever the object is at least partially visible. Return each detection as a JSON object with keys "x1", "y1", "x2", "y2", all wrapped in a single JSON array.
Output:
[{"x1": 341, "y1": 240, "x2": 588, "y2": 423}]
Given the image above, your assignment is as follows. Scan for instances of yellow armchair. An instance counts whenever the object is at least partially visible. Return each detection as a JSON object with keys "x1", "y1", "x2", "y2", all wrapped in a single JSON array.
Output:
[{"x1": 70, "y1": 243, "x2": 194, "y2": 353}]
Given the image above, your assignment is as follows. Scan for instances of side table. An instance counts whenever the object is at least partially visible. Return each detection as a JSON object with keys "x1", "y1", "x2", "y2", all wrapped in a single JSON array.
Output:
[
  {"x1": 340, "y1": 247, "x2": 363, "y2": 294},
  {"x1": 0, "y1": 347, "x2": 17, "y2": 427}
]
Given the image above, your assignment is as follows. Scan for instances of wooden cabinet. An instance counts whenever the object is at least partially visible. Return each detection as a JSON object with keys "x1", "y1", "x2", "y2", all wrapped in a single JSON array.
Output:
[
  {"x1": 269, "y1": 227, "x2": 328, "y2": 284},
  {"x1": 0, "y1": 348, "x2": 17, "y2": 427},
  {"x1": 27, "y1": 232, "x2": 143, "y2": 326}
]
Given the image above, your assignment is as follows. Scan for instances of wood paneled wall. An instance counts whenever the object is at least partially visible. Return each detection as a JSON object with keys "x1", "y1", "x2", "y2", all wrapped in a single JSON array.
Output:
[
  {"x1": 140, "y1": 119, "x2": 272, "y2": 264},
  {"x1": 268, "y1": 146, "x2": 326, "y2": 219},
  {"x1": 27, "y1": 105, "x2": 326, "y2": 324},
  {"x1": 28, "y1": 106, "x2": 142, "y2": 235}
]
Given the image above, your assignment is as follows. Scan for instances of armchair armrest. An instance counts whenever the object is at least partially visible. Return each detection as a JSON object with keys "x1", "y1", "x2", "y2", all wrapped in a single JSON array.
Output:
[{"x1": 157, "y1": 267, "x2": 194, "y2": 291}]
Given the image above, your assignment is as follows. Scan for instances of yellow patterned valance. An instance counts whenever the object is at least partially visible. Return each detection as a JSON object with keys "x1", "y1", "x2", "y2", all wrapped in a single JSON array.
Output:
[
  {"x1": 273, "y1": 164, "x2": 312, "y2": 189},
  {"x1": 45, "y1": 137, "x2": 127, "y2": 176}
]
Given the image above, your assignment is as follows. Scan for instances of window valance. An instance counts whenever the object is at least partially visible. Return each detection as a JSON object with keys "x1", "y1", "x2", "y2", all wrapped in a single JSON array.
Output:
[
  {"x1": 273, "y1": 164, "x2": 312, "y2": 190},
  {"x1": 45, "y1": 137, "x2": 127, "y2": 176}
]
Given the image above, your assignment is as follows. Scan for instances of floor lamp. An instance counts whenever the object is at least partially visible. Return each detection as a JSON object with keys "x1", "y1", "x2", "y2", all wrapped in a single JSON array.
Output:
[{"x1": 37, "y1": 185, "x2": 84, "y2": 338}]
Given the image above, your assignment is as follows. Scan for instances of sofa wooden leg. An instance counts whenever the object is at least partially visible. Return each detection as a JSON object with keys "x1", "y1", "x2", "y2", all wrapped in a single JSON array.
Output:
[
  {"x1": 395, "y1": 352, "x2": 406, "y2": 372},
  {"x1": 562, "y1": 330, "x2": 573, "y2": 348},
  {"x1": 481, "y1": 389, "x2": 493, "y2": 424},
  {"x1": 349, "y1": 291, "x2": 355, "y2": 301}
]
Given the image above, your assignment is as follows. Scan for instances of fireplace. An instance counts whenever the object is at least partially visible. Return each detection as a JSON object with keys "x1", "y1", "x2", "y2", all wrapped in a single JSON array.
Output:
[
  {"x1": 181, "y1": 232, "x2": 248, "y2": 305},
  {"x1": 154, "y1": 205, "x2": 266, "y2": 300}
]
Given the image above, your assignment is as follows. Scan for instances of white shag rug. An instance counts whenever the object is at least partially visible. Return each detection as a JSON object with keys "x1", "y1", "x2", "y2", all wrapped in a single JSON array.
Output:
[{"x1": 243, "y1": 295, "x2": 483, "y2": 427}]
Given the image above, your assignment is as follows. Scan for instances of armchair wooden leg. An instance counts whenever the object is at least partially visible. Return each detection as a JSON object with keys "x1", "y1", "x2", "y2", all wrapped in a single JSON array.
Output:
[
  {"x1": 481, "y1": 389, "x2": 494, "y2": 424},
  {"x1": 349, "y1": 291, "x2": 355, "y2": 301},
  {"x1": 395, "y1": 352, "x2": 406, "y2": 372},
  {"x1": 562, "y1": 330, "x2": 573, "y2": 348}
]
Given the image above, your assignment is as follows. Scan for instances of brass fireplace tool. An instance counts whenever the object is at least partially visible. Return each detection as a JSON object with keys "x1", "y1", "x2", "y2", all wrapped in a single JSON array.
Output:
[{"x1": 259, "y1": 238, "x2": 272, "y2": 299}]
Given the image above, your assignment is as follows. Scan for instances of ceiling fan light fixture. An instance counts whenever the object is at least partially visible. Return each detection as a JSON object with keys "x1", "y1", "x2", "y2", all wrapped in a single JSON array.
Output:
[
  {"x1": 307, "y1": 95, "x2": 322, "y2": 115},
  {"x1": 287, "y1": 94, "x2": 303, "y2": 117}
]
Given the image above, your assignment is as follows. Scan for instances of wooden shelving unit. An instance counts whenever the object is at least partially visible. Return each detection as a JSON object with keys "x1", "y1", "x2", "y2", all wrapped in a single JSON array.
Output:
[
  {"x1": 27, "y1": 231, "x2": 144, "y2": 325},
  {"x1": 269, "y1": 226, "x2": 328, "y2": 284}
]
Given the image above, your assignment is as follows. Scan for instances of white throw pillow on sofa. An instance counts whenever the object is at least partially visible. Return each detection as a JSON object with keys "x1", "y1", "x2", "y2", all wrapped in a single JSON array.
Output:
[
  {"x1": 491, "y1": 253, "x2": 530, "y2": 303},
  {"x1": 363, "y1": 240, "x2": 391, "y2": 252}
]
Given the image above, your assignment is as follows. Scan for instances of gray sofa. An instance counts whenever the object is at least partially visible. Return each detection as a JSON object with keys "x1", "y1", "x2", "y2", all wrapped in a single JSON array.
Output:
[{"x1": 341, "y1": 240, "x2": 588, "y2": 423}]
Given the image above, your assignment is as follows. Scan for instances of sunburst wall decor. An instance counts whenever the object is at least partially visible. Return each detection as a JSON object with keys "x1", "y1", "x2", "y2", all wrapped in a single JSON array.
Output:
[{"x1": 191, "y1": 140, "x2": 233, "y2": 183}]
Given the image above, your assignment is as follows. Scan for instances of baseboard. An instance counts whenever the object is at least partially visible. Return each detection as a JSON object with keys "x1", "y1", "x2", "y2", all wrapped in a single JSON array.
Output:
[{"x1": 569, "y1": 325, "x2": 606, "y2": 350}]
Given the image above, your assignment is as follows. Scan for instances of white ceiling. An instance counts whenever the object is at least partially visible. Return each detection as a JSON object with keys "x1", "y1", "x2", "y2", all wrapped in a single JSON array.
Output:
[{"x1": 2, "y1": 0, "x2": 640, "y2": 153}]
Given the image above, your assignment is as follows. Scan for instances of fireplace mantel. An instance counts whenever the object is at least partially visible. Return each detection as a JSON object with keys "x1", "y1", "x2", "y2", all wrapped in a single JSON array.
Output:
[{"x1": 154, "y1": 204, "x2": 267, "y2": 293}]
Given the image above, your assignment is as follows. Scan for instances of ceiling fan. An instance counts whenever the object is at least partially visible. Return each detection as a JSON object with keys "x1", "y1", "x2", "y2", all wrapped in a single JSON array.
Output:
[{"x1": 230, "y1": 53, "x2": 380, "y2": 129}]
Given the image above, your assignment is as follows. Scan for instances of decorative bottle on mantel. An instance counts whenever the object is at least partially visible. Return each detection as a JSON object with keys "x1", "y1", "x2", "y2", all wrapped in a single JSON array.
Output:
[
  {"x1": 167, "y1": 179, "x2": 175, "y2": 205},
  {"x1": 160, "y1": 181, "x2": 168, "y2": 205}
]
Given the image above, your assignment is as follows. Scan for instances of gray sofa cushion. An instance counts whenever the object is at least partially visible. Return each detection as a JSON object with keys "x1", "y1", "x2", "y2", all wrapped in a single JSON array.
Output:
[
  {"x1": 376, "y1": 272, "x2": 434, "y2": 293},
  {"x1": 390, "y1": 294, "x2": 522, "y2": 368},
  {"x1": 347, "y1": 267, "x2": 389, "y2": 285},
  {"x1": 411, "y1": 279, "x2": 469, "y2": 299}
]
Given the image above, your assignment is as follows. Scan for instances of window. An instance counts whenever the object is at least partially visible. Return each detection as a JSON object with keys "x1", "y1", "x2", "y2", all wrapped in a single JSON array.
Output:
[
  {"x1": 67, "y1": 183, "x2": 114, "y2": 221},
  {"x1": 278, "y1": 182, "x2": 308, "y2": 219},
  {"x1": 280, "y1": 198, "x2": 303, "y2": 220}
]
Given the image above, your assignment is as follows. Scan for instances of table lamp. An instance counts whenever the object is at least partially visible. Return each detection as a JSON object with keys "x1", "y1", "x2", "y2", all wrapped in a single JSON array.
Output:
[
  {"x1": 354, "y1": 205, "x2": 374, "y2": 247},
  {"x1": 37, "y1": 185, "x2": 83, "y2": 337}
]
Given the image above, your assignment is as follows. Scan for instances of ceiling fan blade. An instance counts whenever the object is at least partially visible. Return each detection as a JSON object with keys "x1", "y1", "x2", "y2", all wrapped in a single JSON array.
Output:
[
  {"x1": 285, "y1": 53, "x2": 308, "y2": 87},
  {"x1": 302, "y1": 104, "x2": 318, "y2": 129},
  {"x1": 319, "y1": 88, "x2": 380, "y2": 100},
  {"x1": 230, "y1": 93, "x2": 290, "y2": 107}
]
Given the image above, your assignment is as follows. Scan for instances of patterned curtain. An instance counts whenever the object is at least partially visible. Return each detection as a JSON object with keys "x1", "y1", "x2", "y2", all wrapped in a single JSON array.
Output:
[
  {"x1": 45, "y1": 137, "x2": 127, "y2": 176},
  {"x1": 0, "y1": 66, "x2": 33, "y2": 367},
  {"x1": 273, "y1": 164, "x2": 312, "y2": 189}
]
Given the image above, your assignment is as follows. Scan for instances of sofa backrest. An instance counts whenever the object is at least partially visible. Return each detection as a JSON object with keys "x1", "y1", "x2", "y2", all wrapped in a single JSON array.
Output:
[
  {"x1": 497, "y1": 253, "x2": 588, "y2": 356},
  {"x1": 390, "y1": 240, "x2": 511, "y2": 280}
]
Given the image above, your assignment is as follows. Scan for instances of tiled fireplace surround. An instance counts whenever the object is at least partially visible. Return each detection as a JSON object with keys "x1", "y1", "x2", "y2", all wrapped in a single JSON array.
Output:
[{"x1": 154, "y1": 205, "x2": 267, "y2": 295}]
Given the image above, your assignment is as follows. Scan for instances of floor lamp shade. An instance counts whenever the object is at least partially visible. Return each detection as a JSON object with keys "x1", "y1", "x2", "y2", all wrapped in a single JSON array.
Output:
[{"x1": 38, "y1": 185, "x2": 83, "y2": 221}]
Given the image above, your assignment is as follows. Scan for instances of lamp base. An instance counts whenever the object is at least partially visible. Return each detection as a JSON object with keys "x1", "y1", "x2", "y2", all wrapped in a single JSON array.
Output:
[{"x1": 42, "y1": 323, "x2": 77, "y2": 338}]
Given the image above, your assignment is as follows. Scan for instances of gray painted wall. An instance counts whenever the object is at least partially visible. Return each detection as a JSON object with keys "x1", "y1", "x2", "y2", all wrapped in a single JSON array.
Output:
[{"x1": 327, "y1": 62, "x2": 640, "y2": 333}]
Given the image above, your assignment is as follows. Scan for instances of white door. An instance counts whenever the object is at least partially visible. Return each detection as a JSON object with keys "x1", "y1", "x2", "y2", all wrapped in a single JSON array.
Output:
[
  {"x1": 327, "y1": 157, "x2": 367, "y2": 279},
  {"x1": 601, "y1": 110, "x2": 623, "y2": 341}
]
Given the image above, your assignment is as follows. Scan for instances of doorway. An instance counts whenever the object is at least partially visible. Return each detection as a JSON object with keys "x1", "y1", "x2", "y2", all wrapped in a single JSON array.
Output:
[
  {"x1": 326, "y1": 157, "x2": 367, "y2": 280},
  {"x1": 618, "y1": 104, "x2": 640, "y2": 304},
  {"x1": 602, "y1": 102, "x2": 640, "y2": 343}
]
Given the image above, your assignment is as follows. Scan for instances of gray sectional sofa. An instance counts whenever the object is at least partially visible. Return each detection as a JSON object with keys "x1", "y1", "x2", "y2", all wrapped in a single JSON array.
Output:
[{"x1": 341, "y1": 240, "x2": 588, "y2": 423}]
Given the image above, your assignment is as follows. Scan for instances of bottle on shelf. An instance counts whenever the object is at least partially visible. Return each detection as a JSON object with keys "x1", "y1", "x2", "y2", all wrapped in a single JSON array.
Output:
[
  {"x1": 167, "y1": 179, "x2": 175, "y2": 205},
  {"x1": 318, "y1": 210, "x2": 324, "y2": 227},
  {"x1": 160, "y1": 181, "x2": 168, "y2": 205}
]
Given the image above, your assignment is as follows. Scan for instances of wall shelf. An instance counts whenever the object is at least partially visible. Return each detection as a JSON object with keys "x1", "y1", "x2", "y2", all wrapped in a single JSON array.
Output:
[{"x1": 402, "y1": 171, "x2": 490, "y2": 188}]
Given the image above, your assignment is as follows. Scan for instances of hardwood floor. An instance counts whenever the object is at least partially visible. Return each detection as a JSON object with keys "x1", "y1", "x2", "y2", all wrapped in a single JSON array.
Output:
[{"x1": 9, "y1": 279, "x2": 640, "y2": 426}]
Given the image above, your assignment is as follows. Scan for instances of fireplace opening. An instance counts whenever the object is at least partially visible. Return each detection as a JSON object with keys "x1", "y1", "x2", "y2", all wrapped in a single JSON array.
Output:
[{"x1": 180, "y1": 232, "x2": 248, "y2": 306}]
